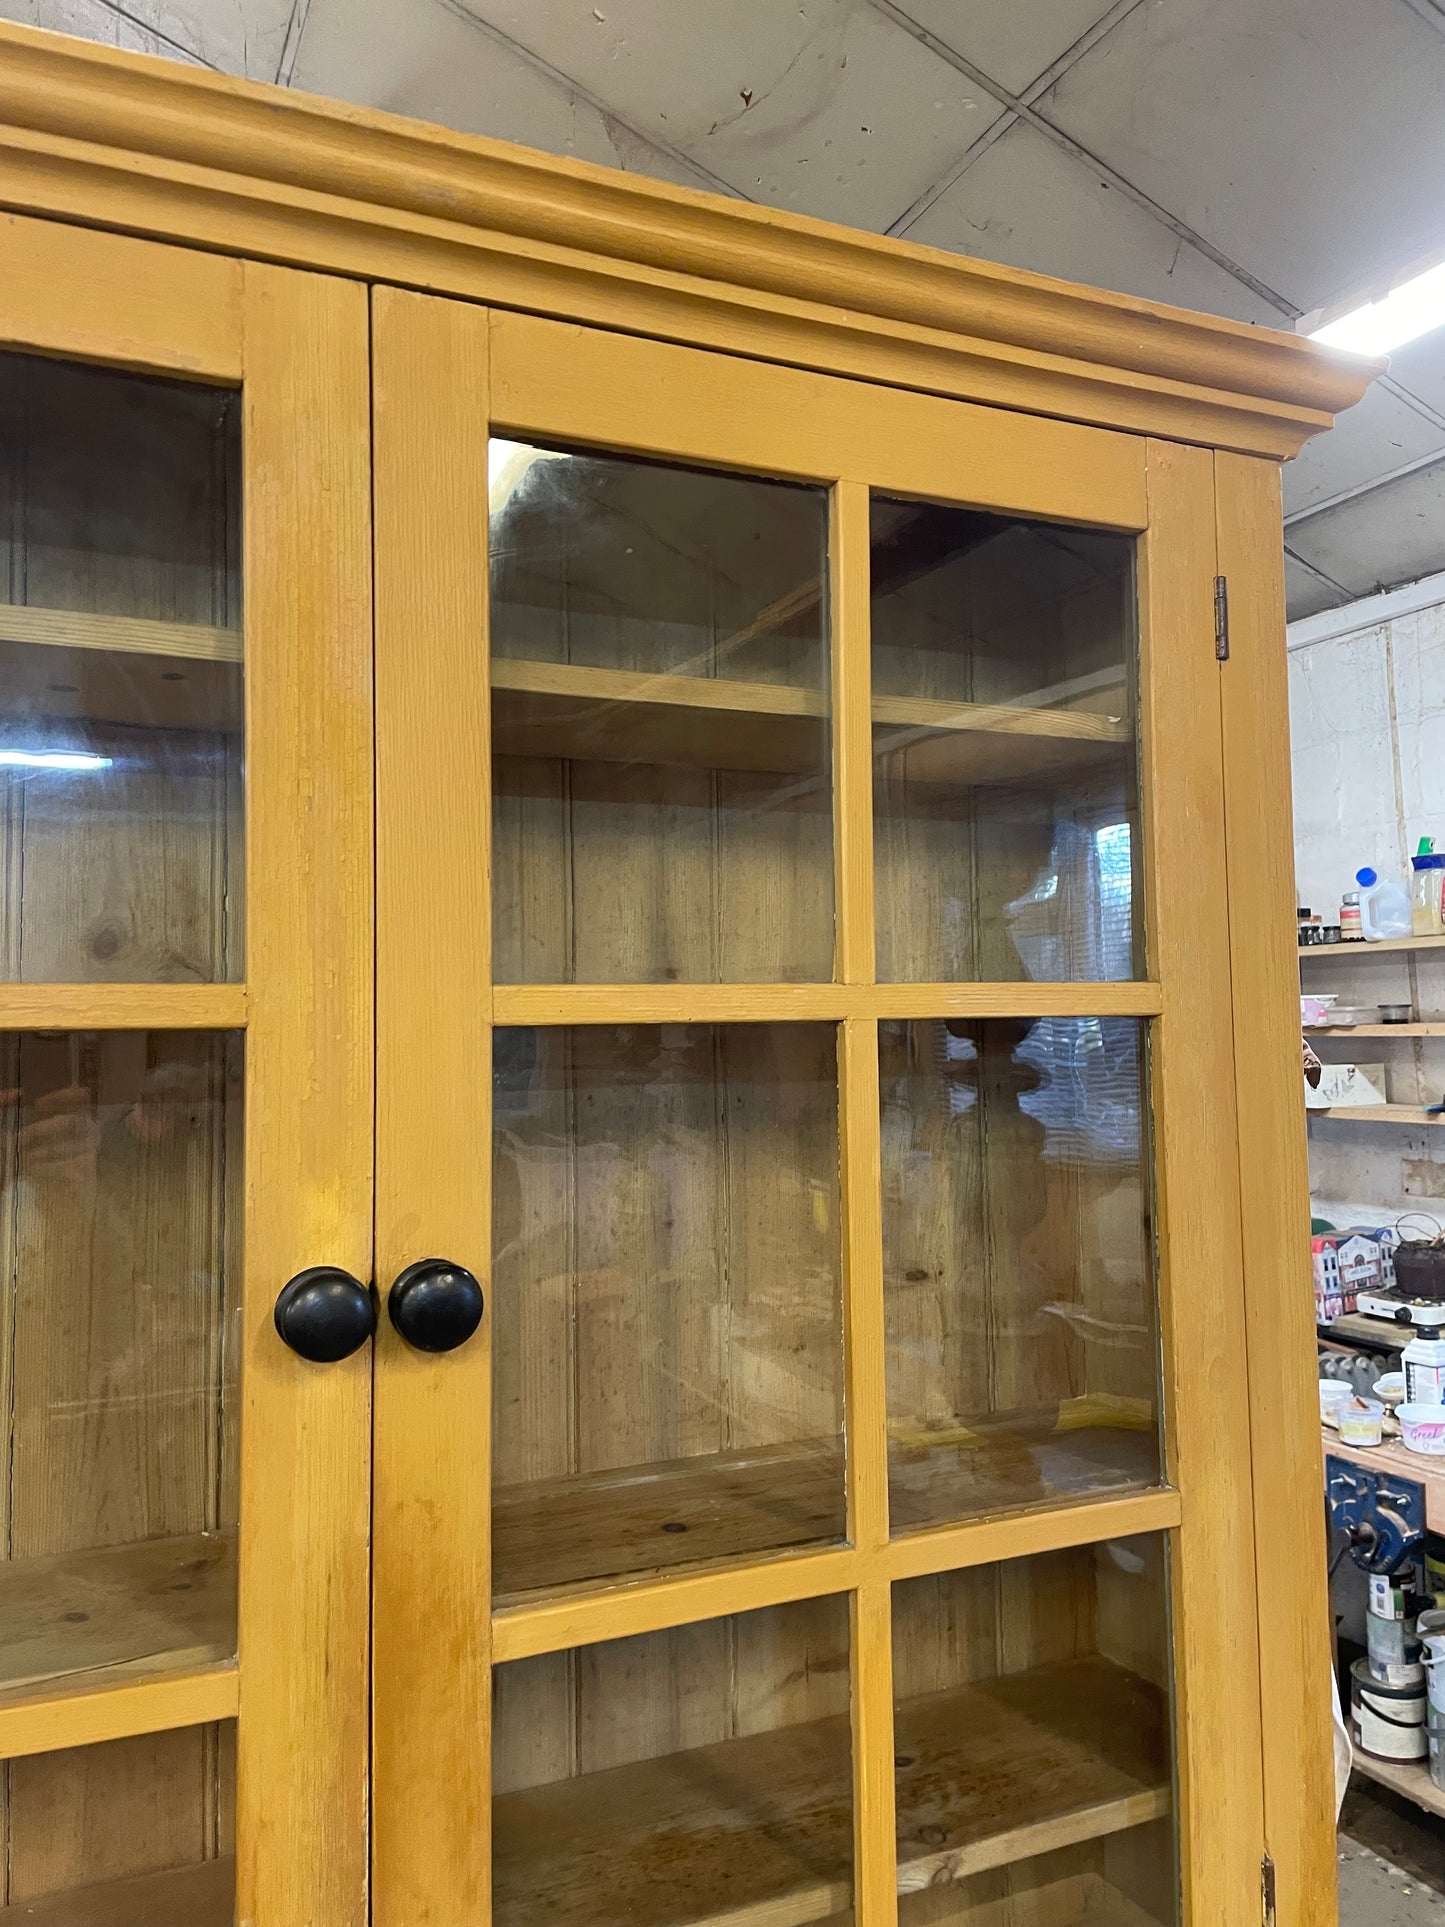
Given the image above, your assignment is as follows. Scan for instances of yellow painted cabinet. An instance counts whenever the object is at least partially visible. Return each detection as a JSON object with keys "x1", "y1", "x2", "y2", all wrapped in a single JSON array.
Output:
[{"x1": 0, "y1": 21, "x2": 1372, "y2": 1927}]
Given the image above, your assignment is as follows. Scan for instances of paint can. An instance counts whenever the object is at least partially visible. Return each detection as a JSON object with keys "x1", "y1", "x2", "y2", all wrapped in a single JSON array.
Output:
[
  {"x1": 1419, "y1": 1609, "x2": 1445, "y2": 1787},
  {"x1": 1367, "y1": 1569, "x2": 1425, "y2": 1686},
  {"x1": 1351, "y1": 1657, "x2": 1428, "y2": 1761}
]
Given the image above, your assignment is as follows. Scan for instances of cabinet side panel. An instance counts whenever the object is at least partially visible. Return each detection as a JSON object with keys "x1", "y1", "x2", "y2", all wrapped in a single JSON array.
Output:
[{"x1": 1215, "y1": 450, "x2": 1335, "y2": 1927}]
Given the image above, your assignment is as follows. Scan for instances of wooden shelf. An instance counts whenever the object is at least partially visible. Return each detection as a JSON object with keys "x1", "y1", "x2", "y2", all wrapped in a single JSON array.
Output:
[
  {"x1": 494, "y1": 1439, "x2": 845, "y2": 1603},
  {"x1": 0, "y1": 1854, "x2": 233, "y2": 1925},
  {"x1": 1309, "y1": 1024, "x2": 1445, "y2": 1036},
  {"x1": 493, "y1": 1417, "x2": 1157, "y2": 1604},
  {"x1": 1307, "y1": 1105, "x2": 1445, "y2": 1126},
  {"x1": 494, "y1": 1654, "x2": 1167, "y2": 1927},
  {"x1": 0, "y1": 1531, "x2": 235, "y2": 1698},
  {"x1": 1350, "y1": 1748, "x2": 1445, "y2": 1819},
  {"x1": 1300, "y1": 936, "x2": 1445, "y2": 959},
  {"x1": 491, "y1": 658, "x2": 1129, "y2": 785},
  {"x1": 0, "y1": 602, "x2": 240, "y2": 665}
]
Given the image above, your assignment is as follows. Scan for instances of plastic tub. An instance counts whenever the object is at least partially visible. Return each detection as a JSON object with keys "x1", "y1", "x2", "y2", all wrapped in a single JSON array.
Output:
[
  {"x1": 1321, "y1": 1380, "x2": 1353, "y2": 1419},
  {"x1": 1374, "y1": 1373, "x2": 1407, "y2": 1408},
  {"x1": 1339, "y1": 1397, "x2": 1385, "y2": 1446},
  {"x1": 1398, "y1": 1404, "x2": 1445, "y2": 1455}
]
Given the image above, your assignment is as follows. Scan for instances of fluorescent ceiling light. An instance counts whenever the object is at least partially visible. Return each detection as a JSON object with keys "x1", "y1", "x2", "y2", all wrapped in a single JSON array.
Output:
[
  {"x1": 0, "y1": 749, "x2": 111, "y2": 772},
  {"x1": 488, "y1": 437, "x2": 569, "y2": 515},
  {"x1": 1310, "y1": 258, "x2": 1445, "y2": 357}
]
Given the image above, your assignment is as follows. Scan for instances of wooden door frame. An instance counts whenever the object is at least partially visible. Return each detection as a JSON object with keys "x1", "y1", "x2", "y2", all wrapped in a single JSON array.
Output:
[
  {"x1": 1216, "y1": 451, "x2": 1338, "y2": 1927},
  {"x1": 373, "y1": 299, "x2": 1272, "y2": 1926},
  {"x1": 0, "y1": 213, "x2": 375, "y2": 1927}
]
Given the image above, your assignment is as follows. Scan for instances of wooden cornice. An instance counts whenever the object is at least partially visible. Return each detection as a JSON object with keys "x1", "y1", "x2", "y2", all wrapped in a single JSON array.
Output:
[{"x1": 0, "y1": 20, "x2": 1379, "y2": 457}]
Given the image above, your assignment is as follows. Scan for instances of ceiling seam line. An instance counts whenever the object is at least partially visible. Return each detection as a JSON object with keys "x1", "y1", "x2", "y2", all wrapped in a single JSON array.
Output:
[
  {"x1": 1284, "y1": 546, "x2": 1353, "y2": 600},
  {"x1": 867, "y1": 0, "x2": 1299, "y2": 317},
  {"x1": 419, "y1": 0, "x2": 750, "y2": 203},
  {"x1": 886, "y1": 0, "x2": 1150, "y2": 236},
  {"x1": 275, "y1": 0, "x2": 310, "y2": 86},
  {"x1": 86, "y1": 0, "x2": 222, "y2": 71},
  {"x1": 1285, "y1": 446, "x2": 1445, "y2": 528},
  {"x1": 1378, "y1": 374, "x2": 1445, "y2": 436},
  {"x1": 1396, "y1": 0, "x2": 1445, "y2": 40}
]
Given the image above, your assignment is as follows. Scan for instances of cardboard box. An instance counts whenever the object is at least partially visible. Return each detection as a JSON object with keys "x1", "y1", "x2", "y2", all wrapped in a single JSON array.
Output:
[
  {"x1": 1313, "y1": 1224, "x2": 1399, "y2": 1320},
  {"x1": 1305, "y1": 1062, "x2": 1388, "y2": 1110}
]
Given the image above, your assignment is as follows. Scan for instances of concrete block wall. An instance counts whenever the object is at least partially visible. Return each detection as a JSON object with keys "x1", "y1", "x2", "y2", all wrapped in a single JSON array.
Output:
[{"x1": 1290, "y1": 573, "x2": 1445, "y2": 1229}]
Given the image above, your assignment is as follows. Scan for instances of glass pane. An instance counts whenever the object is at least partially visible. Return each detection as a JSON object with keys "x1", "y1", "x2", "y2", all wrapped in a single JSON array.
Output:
[
  {"x1": 0, "y1": 1720, "x2": 234, "y2": 1923},
  {"x1": 881, "y1": 1017, "x2": 1159, "y2": 1533},
  {"x1": 0, "y1": 354, "x2": 243, "y2": 983},
  {"x1": 892, "y1": 1537, "x2": 1177, "y2": 1925},
  {"x1": 0, "y1": 1032, "x2": 240, "y2": 1696},
  {"x1": 871, "y1": 497, "x2": 1138, "y2": 983},
  {"x1": 495, "y1": 1598, "x2": 853, "y2": 1927},
  {"x1": 490, "y1": 440, "x2": 832, "y2": 983},
  {"x1": 492, "y1": 1023, "x2": 844, "y2": 1602}
]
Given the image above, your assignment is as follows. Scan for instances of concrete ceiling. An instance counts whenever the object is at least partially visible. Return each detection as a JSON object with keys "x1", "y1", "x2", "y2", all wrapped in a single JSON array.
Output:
[{"x1": 6, "y1": 0, "x2": 1445, "y2": 619}]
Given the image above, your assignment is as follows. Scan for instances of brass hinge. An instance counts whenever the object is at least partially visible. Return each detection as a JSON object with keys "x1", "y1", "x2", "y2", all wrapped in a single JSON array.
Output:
[
  {"x1": 1215, "y1": 574, "x2": 1230, "y2": 661},
  {"x1": 1262, "y1": 1852, "x2": 1277, "y2": 1927}
]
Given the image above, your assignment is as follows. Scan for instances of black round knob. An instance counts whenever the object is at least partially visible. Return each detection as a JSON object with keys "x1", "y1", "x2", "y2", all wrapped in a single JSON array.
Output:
[
  {"x1": 388, "y1": 1259, "x2": 485, "y2": 1354},
  {"x1": 274, "y1": 1267, "x2": 377, "y2": 1362}
]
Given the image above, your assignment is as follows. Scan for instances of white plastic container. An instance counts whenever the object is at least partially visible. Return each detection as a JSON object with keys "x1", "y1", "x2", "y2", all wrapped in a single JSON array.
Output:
[
  {"x1": 1374, "y1": 1372, "x2": 1407, "y2": 1408},
  {"x1": 1321, "y1": 1379, "x2": 1353, "y2": 1419},
  {"x1": 1338, "y1": 1397, "x2": 1385, "y2": 1446},
  {"x1": 1357, "y1": 865, "x2": 1413, "y2": 941},
  {"x1": 1399, "y1": 1404, "x2": 1445, "y2": 1454},
  {"x1": 1405, "y1": 1325, "x2": 1445, "y2": 1405}
]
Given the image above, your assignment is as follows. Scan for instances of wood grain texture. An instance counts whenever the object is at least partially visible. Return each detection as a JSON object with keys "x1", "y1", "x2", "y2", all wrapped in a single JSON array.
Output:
[
  {"x1": 236, "y1": 261, "x2": 372, "y2": 1927},
  {"x1": 1216, "y1": 449, "x2": 1336, "y2": 1927},
  {"x1": 0, "y1": 208, "x2": 241, "y2": 380},
  {"x1": 493, "y1": 1541, "x2": 861, "y2": 1666},
  {"x1": 492, "y1": 1653, "x2": 1165, "y2": 1927},
  {"x1": 371, "y1": 285, "x2": 492, "y2": 1927},
  {"x1": 492, "y1": 312, "x2": 1148, "y2": 526},
  {"x1": 0, "y1": 601, "x2": 240, "y2": 663},
  {"x1": 1138, "y1": 438, "x2": 1263, "y2": 1923},
  {"x1": 491, "y1": 1485, "x2": 1181, "y2": 1666},
  {"x1": 0, "y1": 1664, "x2": 236, "y2": 1762},
  {"x1": 0, "y1": 1531, "x2": 233, "y2": 1698},
  {"x1": 833, "y1": 482, "x2": 875, "y2": 985},
  {"x1": 0, "y1": 986, "x2": 245, "y2": 1029},
  {"x1": 493, "y1": 984, "x2": 1162, "y2": 1026},
  {"x1": 841, "y1": 1021, "x2": 888, "y2": 1550},
  {"x1": 0, "y1": 1852, "x2": 232, "y2": 1925}
]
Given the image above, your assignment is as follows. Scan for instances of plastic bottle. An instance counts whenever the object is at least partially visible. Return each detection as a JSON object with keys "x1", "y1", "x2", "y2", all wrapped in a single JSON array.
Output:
[
  {"x1": 1406, "y1": 1323, "x2": 1445, "y2": 1406},
  {"x1": 1357, "y1": 866, "x2": 1413, "y2": 941},
  {"x1": 1413, "y1": 838, "x2": 1445, "y2": 937}
]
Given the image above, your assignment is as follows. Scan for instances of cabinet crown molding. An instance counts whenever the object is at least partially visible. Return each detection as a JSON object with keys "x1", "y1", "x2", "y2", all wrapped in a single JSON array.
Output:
[{"x1": 0, "y1": 19, "x2": 1378, "y2": 457}]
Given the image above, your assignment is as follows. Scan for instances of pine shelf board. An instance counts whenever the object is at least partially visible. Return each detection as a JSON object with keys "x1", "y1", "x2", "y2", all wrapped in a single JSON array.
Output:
[
  {"x1": 491, "y1": 658, "x2": 1129, "y2": 785},
  {"x1": 1309, "y1": 1024, "x2": 1445, "y2": 1037},
  {"x1": 494, "y1": 1655, "x2": 1168, "y2": 1927},
  {"x1": 1300, "y1": 936, "x2": 1445, "y2": 959},
  {"x1": 1307, "y1": 1105, "x2": 1445, "y2": 1126},
  {"x1": 1350, "y1": 1748, "x2": 1445, "y2": 1820},
  {"x1": 0, "y1": 1530, "x2": 235, "y2": 1698},
  {"x1": 0, "y1": 602, "x2": 240, "y2": 665},
  {"x1": 0, "y1": 1854, "x2": 233, "y2": 1925},
  {"x1": 494, "y1": 1419, "x2": 1156, "y2": 1605}
]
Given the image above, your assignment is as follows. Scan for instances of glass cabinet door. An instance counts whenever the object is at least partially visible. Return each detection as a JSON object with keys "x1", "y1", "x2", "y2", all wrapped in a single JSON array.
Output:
[
  {"x1": 373, "y1": 303, "x2": 1268, "y2": 1927},
  {"x1": 0, "y1": 221, "x2": 373, "y2": 1927}
]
